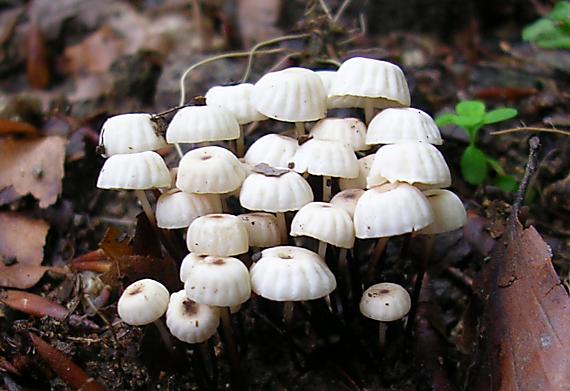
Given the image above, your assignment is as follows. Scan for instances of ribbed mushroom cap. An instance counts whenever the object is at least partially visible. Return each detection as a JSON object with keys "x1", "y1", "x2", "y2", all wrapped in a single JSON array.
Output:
[
  {"x1": 183, "y1": 254, "x2": 251, "y2": 306},
  {"x1": 97, "y1": 151, "x2": 170, "y2": 190},
  {"x1": 330, "y1": 188, "x2": 365, "y2": 219},
  {"x1": 99, "y1": 113, "x2": 167, "y2": 157},
  {"x1": 252, "y1": 67, "x2": 327, "y2": 122},
  {"x1": 354, "y1": 182, "x2": 434, "y2": 238},
  {"x1": 315, "y1": 70, "x2": 365, "y2": 109},
  {"x1": 330, "y1": 57, "x2": 411, "y2": 108},
  {"x1": 290, "y1": 139, "x2": 358, "y2": 178},
  {"x1": 205, "y1": 83, "x2": 267, "y2": 124},
  {"x1": 366, "y1": 107, "x2": 443, "y2": 145},
  {"x1": 310, "y1": 117, "x2": 369, "y2": 151},
  {"x1": 156, "y1": 190, "x2": 222, "y2": 229},
  {"x1": 240, "y1": 171, "x2": 313, "y2": 212},
  {"x1": 340, "y1": 154, "x2": 380, "y2": 190},
  {"x1": 239, "y1": 212, "x2": 282, "y2": 248},
  {"x1": 166, "y1": 106, "x2": 240, "y2": 143},
  {"x1": 368, "y1": 142, "x2": 451, "y2": 188},
  {"x1": 244, "y1": 134, "x2": 299, "y2": 169},
  {"x1": 187, "y1": 214, "x2": 249, "y2": 256},
  {"x1": 177, "y1": 146, "x2": 246, "y2": 194},
  {"x1": 118, "y1": 279, "x2": 170, "y2": 326},
  {"x1": 250, "y1": 246, "x2": 337, "y2": 301},
  {"x1": 290, "y1": 202, "x2": 355, "y2": 248},
  {"x1": 360, "y1": 283, "x2": 411, "y2": 322},
  {"x1": 419, "y1": 189, "x2": 466, "y2": 235},
  {"x1": 166, "y1": 290, "x2": 220, "y2": 344}
]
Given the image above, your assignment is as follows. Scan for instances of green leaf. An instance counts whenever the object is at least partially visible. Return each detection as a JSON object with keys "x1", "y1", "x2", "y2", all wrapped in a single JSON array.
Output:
[
  {"x1": 523, "y1": 18, "x2": 557, "y2": 42},
  {"x1": 456, "y1": 100, "x2": 486, "y2": 118},
  {"x1": 549, "y1": 1, "x2": 570, "y2": 21},
  {"x1": 535, "y1": 33, "x2": 570, "y2": 49},
  {"x1": 461, "y1": 145, "x2": 488, "y2": 185},
  {"x1": 484, "y1": 108, "x2": 518, "y2": 125},
  {"x1": 486, "y1": 157, "x2": 506, "y2": 175},
  {"x1": 434, "y1": 113, "x2": 457, "y2": 127},
  {"x1": 495, "y1": 174, "x2": 518, "y2": 193}
]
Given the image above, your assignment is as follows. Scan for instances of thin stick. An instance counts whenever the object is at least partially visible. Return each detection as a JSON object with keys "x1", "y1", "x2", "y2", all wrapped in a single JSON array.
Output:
[
  {"x1": 318, "y1": 0, "x2": 333, "y2": 20},
  {"x1": 490, "y1": 126, "x2": 570, "y2": 137},
  {"x1": 135, "y1": 190, "x2": 155, "y2": 225},
  {"x1": 179, "y1": 48, "x2": 285, "y2": 106},
  {"x1": 219, "y1": 307, "x2": 245, "y2": 391},
  {"x1": 322, "y1": 176, "x2": 331, "y2": 202},
  {"x1": 333, "y1": 0, "x2": 352, "y2": 22},
  {"x1": 512, "y1": 136, "x2": 541, "y2": 218},
  {"x1": 240, "y1": 33, "x2": 311, "y2": 83},
  {"x1": 367, "y1": 237, "x2": 389, "y2": 285},
  {"x1": 268, "y1": 51, "x2": 303, "y2": 72}
]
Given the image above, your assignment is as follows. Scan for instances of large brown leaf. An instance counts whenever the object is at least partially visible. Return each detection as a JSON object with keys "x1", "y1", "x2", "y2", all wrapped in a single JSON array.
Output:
[
  {"x1": 470, "y1": 216, "x2": 570, "y2": 390},
  {"x1": 0, "y1": 136, "x2": 66, "y2": 208},
  {"x1": 0, "y1": 212, "x2": 49, "y2": 289}
]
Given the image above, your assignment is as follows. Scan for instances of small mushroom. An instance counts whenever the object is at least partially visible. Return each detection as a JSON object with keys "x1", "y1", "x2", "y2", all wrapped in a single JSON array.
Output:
[{"x1": 359, "y1": 282, "x2": 411, "y2": 347}]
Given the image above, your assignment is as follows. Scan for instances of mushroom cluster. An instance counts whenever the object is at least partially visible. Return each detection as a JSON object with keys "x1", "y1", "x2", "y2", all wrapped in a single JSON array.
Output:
[{"x1": 99, "y1": 56, "x2": 467, "y2": 386}]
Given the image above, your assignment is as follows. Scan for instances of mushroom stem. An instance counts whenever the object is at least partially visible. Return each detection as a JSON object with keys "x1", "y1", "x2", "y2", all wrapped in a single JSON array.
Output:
[
  {"x1": 406, "y1": 235, "x2": 434, "y2": 336},
  {"x1": 283, "y1": 301, "x2": 294, "y2": 324},
  {"x1": 337, "y1": 248, "x2": 351, "y2": 317},
  {"x1": 236, "y1": 125, "x2": 246, "y2": 157},
  {"x1": 174, "y1": 143, "x2": 184, "y2": 159},
  {"x1": 276, "y1": 212, "x2": 288, "y2": 244},
  {"x1": 219, "y1": 307, "x2": 245, "y2": 391},
  {"x1": 322, "y1": 176, "x2": 332, "y2": 202},
  {"x1": 198, "y1": 341, "x2": 217, "y2": 388},
  {"x1": 367, "y1": 237, "x2": 389, "y2": 284},
  {"x1": 135, "y1": 190, "x2": 156, "y2": 225},
  {"x1": 153, "y1": 319, "x2": 177, "y2": 356},
  {"x1": 364, "y1": 100, "x2": 374, "y2": 125},
  {"x1": 378, "y1": 322, "x2": 387, "y2": 348},
  {"x1": 317, "y1": 241, "x2": 328, "y2": 260},
  {"x1": 294, "y1": 122, "x2": 305, "y2": 138}
]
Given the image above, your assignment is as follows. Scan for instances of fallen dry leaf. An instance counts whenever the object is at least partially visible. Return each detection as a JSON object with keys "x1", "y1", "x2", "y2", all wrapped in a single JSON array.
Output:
[
  {"x1": 29, "y1": 333, "x2": 106, "y2": 391},
  {"x1": 0, "y1": 136, "x2": 66, "y2": 208},
  {"x1": 26, "y1": 20, "x2": 50, "y2": 89},
  {"x1": 470, "y1": 216, "x2": 570, "y2": 390},
  {"x1": 0, "y1": 119, "x2": 38, "y2": 136},
  {"x1": 0, "y1": 213, "x2": 49, "y2": 289},
  {"x1": 238, "y1": 0, "x2": 283, "y2": 48}
]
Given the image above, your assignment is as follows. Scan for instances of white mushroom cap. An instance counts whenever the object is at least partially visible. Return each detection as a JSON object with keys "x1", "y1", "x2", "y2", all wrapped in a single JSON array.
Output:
[
  {"x1": 309, "y1": 118, "x2": 369, "y2": 151},
  {"x1": 205, "y1": 83, "x2": 267, "y2": 124},
  {"x1": 340, "y1": 154, "x2": 380, "y2": 190},
  {"x1": 250, "y1": 246, "x2": 337, "y2": 301},
  {"x1": 366, "y1": 107, "x2": 443, "y2": 145},
  {"x1": 156, "y1": 190, "x2": 222, "y2": 229},
  {"x1": 244, "y1": 134, "x2": 299, "y2": 169},
  {"x1": 99, "y1": 113, "x2": 167, "y2": 157},
  {"x1": 330, "y1": 188, "x2": 365, "y2": 219},
  {"x1": 290, "y1": 139, "x2": 358, "y2": 178},
  {"x1": 166, "y1": 290, "x2": 220, "y2": 344},
  {"x1": 176, "y1": 146, "x2": 246, "y2": 194},
  {"x1": 240, "y1": 171, "x2": 313, "y2": 212},
  {"x1": 330, "y1": 57, "x2": 411, "y2": 108},
  {"x1": 187, "y1": 214, "x2": 249, "y2": 256},
  {"x1": 239, "y1": 212, "x2": 282, "y2": 248},
  {"x1": 252, "y1": 67, "x2": 327, "y2": 122},
  {"x1": 368, "y1": 142, "x2": 451, "y2": 188},
  {"x1": 315, "y1": 70, "x2": 365, "y2": 109},
  {"x1": 360, "y1": 283, "x2": 411, "y2": 322},
  {"x1": 117, "y1": 279, "x2": 170, "y2": 326},
  {"x1": 166, "y1": 106, "x2": 240, "y2": 144},
  {"x1": 183, "y1": 254, "x2": 251, "y2": 307},
  {"x1": 354, "y1": 182, "x2": 434, "y2": 238},
  {"x1": 419, "y1": 189, "x2": 466, "y2": 235},
  {"x1": 97, "y1": 151, "x2": 170, "y2": 190},
  {"x1": 290, "y1": 202, "x2": 355, "y2": 248}
]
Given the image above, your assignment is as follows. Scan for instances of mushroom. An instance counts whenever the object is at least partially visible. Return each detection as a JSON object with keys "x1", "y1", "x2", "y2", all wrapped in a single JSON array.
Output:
[
  {"x1": 186, "y1": 214, "x2": 249, "y2": 256},
  {"x1": 156, "y1": 190, "x2": 222, "y2": 229},
  {"x1": 244, "y1": 134, "x2": 299, "y2": 169},
  {"x1": 97, "y1": 151, "x2": 170, "y2": 223},
  {"x1": 238, "y1": 212, "x2": 282, "y2": 256},
  {"x1": 329, "y1": 57, "x2": 411, "y2": 124},
  {"x1": 315, "y1": 70, "x2": 366, "y2": 109},
  {"x1": 309, "y1": 117, "x2": 369, "y2": 152},
  {"x1": 366, "y1": 107, "x2": 443, "y2": 145},
  {"x1": 289, "y1": 138, "x2": 358, "y2": 202},
  {"x1": 359, "y1": 282, "x2": 411, "y2": 347},
  {"x1": 339, "y1": 155, "x2": 380, "y2": 191},
  {"x1": 252, "y1": 67, "x2": 327, "y2": 137},
  {"x1": 98, "y1": 113, "x2": 167, "y2": 157},
  {"x1": 330, "y1": 188, "x2": 365, "y2": 219},
  {"x1": 205, "y1": 83, "x2": 267, "y2": 157}
]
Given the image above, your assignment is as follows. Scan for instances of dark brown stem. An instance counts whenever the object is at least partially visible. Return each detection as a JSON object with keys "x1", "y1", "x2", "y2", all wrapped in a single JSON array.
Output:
[
  {"x1": 367, "y1": 237, "x2": 389, "y2": 285},
  {"x1": 220, "y1": 307, "x2": 246, "y2": 391},
  {"x1": 406, "y1": 235, "x2": 435, "y2": 337}
]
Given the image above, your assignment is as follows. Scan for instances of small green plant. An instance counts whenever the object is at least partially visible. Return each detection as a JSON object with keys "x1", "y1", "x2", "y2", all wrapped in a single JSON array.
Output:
[
  {"x1": 435, "y1": 100, "x2": 518, "y2": 192},
  {"x1": 522, "y1": 1, "x2": 570, "y2": 49}
]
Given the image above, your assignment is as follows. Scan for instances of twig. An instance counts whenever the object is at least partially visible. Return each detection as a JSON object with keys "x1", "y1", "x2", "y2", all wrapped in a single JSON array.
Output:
[
  {"x1": 339, "y1": 13, "x2": 366, "y2": 45},
  {"x1": 490, "y1": 126, "x2": 570, "y2": 137},
  {"x1": 268, "y1": 51, "x2": 303, "y2": 72},
  {"x1": 333, "y1": 0, "x2": 352, "y2": 22},
  {"x1": 178, "y1": 48, "x2": 285, "y2": 106},
  {"x1": 512, "y1": 137, "x2": 540, "y2": 217},
  {"x1": 240, "y1": 33, "x2": 312, "y2": 83},
  {"x1": 318, "y1": 0, "x2": 333, "y2": 20}
]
